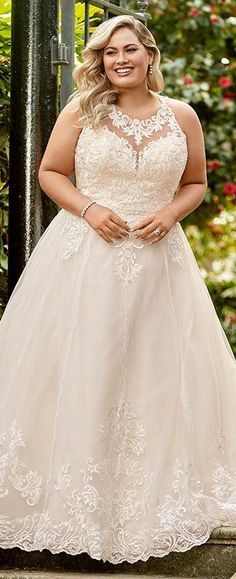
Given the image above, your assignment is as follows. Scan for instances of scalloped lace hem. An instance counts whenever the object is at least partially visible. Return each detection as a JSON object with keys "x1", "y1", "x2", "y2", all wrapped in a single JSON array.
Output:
[{"x1": 0, "y1": 523, "x2": 227, "y2": 564}]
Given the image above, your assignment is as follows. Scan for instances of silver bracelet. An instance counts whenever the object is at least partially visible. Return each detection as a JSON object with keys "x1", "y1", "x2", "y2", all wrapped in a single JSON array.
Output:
[{"x1": 80, "y1": 200, "x2": 97, "y2": 218}]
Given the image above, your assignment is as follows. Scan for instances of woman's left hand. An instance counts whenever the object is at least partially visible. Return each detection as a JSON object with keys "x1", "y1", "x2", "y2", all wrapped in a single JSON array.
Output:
[{"x1": 131, "y1": 205, "x2": 177, "y2": 244}]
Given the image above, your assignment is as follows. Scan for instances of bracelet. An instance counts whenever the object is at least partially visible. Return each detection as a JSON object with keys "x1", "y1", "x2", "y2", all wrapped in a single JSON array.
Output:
[{"x1": 80, "y1": 200, "x2": 97, "y2": 218}]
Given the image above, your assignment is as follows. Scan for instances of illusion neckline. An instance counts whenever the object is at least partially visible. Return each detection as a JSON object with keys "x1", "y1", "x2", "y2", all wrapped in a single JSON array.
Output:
[{"x1": 110, "y1": 95, "x2": 166, "y2": 123}]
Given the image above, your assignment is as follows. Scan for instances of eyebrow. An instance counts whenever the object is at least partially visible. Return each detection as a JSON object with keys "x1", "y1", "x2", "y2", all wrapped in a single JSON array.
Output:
[{"x1": 104, "y1": 43, "x2": 139, "y2": 50}]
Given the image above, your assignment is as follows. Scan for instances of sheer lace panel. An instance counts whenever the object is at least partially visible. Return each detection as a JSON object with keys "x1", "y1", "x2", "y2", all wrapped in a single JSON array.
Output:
[{"x1": 103, "y1": 96, "x2": 185, "y2": 165}]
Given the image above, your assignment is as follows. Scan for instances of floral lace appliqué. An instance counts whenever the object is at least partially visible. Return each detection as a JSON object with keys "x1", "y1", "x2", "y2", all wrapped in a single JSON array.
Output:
[
  {"x1": 112, "y1": 232, "x2": 144, "y2": 287},
  {"x1": 0, "y1": 407, "x2": 236, "y2": 562},
  {"x1": 212, "y1": 462, "x2": 236, "y2": 504},
  {"x1": 167, "y1": 223, "x2": 184, "y2": 266},
  {"x1": 54, "y1": 397, "x2": 154, "y2": 533},
  {"x1": 0, "y1": 421, "x2": 42, "y2": 506},
  {"x1": 109, "y1": 103, "x2": 167, "y2": 146},
  {"x1": 61, "y1": 210, "x2": 88, "y2": 260}
]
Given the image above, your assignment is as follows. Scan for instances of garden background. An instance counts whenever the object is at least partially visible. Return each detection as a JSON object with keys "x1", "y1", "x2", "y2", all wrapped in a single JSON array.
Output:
[{"x1": 0, "y1": 0, "x2": 235, "y2": 352}]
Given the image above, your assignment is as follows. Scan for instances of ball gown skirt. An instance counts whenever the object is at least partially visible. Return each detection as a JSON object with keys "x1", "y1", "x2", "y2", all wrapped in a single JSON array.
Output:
[{"x1": 0, "y1": 94, "x2": 235, "y2": 564}]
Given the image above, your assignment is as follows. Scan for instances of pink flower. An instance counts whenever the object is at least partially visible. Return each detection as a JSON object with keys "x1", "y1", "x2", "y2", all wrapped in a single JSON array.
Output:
[
  {"x1": 223, "y1": 182, "x2": 236, "y2": 197},
  {"x1": 210, "y1": 14, "x2": 219, "y2": 23},
  {"x1": 189, "y1": 7, "x2": 199, "y2": 16},
  {"x1": 223, "y1": 97, "x2": 233, "y2": 105},
  {"x1": 218, "y1": 77, "x2": 233, "y2": 89},
  {"x1": 183, "y1": 75, "x2": 194, "y2": 85},
  {"x1": 225, "y1": 315, "x2": 236, "y2": 326},
  {"x1": 207, "y1": 159, "x2": 221, "y2": 170}
]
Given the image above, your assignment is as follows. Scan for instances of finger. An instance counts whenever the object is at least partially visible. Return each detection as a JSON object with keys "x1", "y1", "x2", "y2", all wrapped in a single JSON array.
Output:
[
  {"x1": 107, "y1": 220, "x2": 129, "y2": 237},
  {"x1": 104, "y1": 224, "x2": 123, "y2": 240},
  {"x1": 144, "y1": 228, "x2": 164, "y2": 241},
  {"x1": 131, "y1": 216, "x2": 153, "y2": 232},
  {"x1": 111, "y1": 213, "x2": 130, "y2": 232},
  {"x1": 97, "y1": 229, "x2": 113, "y2": 244},
  {"x1": 149, "y1": 231, "x2": 166, "y2": 244},
  {"x1": 135, "y1": 224, "x2": 156, "y2": 238}
]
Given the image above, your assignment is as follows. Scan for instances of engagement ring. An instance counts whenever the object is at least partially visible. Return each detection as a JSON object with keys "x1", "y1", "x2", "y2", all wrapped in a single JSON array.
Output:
[{"x1": 154, "y1": 227, "x2": 161, "y2": 236}]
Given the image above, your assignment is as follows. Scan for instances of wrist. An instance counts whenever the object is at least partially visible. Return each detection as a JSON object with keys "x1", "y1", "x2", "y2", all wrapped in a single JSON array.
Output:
[
  {"x1": 80, "y1": 200, "x2": 97, "y2": 218},
  {"x1": 167, "y1": 201, "x2": 179, "y2": 224}
]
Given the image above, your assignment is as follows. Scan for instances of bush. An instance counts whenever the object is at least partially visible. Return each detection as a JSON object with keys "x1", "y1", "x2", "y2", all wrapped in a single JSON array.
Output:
[{"x1": 149, "y1": 0, "x2": 236, "y2": 353}]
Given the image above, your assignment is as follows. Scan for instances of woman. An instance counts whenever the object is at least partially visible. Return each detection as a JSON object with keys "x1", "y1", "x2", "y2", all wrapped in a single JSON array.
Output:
[{"x1": 0, "y1": 15, "x2": 235, "y2": 564}]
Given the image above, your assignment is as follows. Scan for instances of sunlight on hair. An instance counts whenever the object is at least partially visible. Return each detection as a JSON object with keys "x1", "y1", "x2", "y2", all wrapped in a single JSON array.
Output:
[{"x1": 69, "y1": 15, "x2": 164, "y2": 128}]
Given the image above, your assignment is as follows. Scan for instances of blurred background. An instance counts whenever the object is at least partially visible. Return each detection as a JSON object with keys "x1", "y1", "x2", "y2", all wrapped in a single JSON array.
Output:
[{"x1": 0, "y1": 0, "x2": 235, "y2": 352}]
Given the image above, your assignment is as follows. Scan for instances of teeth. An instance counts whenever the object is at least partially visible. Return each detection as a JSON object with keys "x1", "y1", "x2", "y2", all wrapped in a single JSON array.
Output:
[{"x1": 116, "y1": 68, "x2": 133, "y2": 74}]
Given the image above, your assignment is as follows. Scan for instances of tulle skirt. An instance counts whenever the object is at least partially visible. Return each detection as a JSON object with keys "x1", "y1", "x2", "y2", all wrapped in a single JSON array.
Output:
[{"x1": 0, "y1": 207, "x2": 235, "y2": 564}]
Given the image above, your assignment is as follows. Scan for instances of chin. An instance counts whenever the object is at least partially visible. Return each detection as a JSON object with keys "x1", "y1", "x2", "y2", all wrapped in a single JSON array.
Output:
[{"x1": 110, "y1": 77, "x2": 140, "y2": 89}]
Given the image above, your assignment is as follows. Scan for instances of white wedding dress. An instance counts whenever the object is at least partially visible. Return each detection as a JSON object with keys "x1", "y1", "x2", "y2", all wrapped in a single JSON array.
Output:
[{"x1": 0, "y1": 94, "x2": 236, "y2": 564}]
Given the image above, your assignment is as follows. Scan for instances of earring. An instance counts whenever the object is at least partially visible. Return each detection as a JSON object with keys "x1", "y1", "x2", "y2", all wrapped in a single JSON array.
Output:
[{"x1": 149, "y1": 63, "x2": 153, "y2": 75}]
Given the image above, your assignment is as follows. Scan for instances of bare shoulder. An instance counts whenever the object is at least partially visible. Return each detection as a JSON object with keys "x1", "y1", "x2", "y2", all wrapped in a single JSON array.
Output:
[
  {"x1": 59, "y1": 95, "x2": 82, "y2": 128},
  {"x1": 39, "y1": 95, "x2": 82, "y2": 176},
  {"x1": 63, "y1": 94, "x2": 81, "y2": 114},
  {"x1": 163, "y1": 95, "x2": 203, "y2": 134}
]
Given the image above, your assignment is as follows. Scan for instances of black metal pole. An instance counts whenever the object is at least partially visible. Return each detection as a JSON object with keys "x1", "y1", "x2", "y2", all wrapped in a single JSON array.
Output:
[
  {"x1": 8, "y1": 0, "x2": 59, "y2": 297},
  {"x1": 61, "y1": 0, "x2": 75, "y2": 109}
]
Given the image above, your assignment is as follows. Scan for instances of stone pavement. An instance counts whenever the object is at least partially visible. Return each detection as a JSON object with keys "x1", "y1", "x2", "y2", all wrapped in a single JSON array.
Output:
[
  {"x1": 0, "y1": 573, "x2": 235, "y2": 579},
  {"x1": 0, "y1": 573, "x2": 236, "y2": 579},
  {"x1": 0, "y1": 574, "x2": 220, "y2": 579}
]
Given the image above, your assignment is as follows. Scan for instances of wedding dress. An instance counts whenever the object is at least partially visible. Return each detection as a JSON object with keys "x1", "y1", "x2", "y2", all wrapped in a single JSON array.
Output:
[{"x1": 0, "y1": 94, "x2": 236, "y2": 564}]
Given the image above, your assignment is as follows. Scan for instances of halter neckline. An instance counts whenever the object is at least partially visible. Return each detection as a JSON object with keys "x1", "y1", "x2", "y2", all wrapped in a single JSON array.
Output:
[{"x1": 111, "y1": 95, "x2": 166, "y2": 124}]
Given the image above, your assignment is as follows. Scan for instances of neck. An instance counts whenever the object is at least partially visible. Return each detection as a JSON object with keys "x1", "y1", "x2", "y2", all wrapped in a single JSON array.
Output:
[{"x1": 115, "y1": 85, "x2": 154, "y2": 110}]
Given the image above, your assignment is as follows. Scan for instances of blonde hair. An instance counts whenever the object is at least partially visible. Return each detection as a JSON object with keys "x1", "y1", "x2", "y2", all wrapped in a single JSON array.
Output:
[{"x1": 70, "y1": 15, "x2": 164, "y2": 127}]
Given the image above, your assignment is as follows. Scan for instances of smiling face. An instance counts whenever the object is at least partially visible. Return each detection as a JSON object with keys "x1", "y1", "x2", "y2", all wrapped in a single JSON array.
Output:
[{"x1": 103, "y1": 26, "x2": 153, "y2": 90}]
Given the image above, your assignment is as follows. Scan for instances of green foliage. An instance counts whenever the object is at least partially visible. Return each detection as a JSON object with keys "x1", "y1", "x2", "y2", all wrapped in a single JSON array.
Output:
[
  {"x1": 74, "y1": 1, "x2": 102, "y2": 56},
  {"x1": 149, "y1": 0, "x2": 235, "y2": 218},
  {"x1": 149, "y1": 0, "x2": 236, "y2": 353}
]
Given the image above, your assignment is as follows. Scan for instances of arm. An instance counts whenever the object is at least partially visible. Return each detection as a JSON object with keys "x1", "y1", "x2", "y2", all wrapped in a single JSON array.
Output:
[
  {"x1": 38, "y1": 98, "x2": 92, "y2": 216},
  {"x1": 132, "y1": 101, "x2": 208, "y2": 243},
  {"x1": 168, "y1": 100, "x2": 208, "y2": 222}
]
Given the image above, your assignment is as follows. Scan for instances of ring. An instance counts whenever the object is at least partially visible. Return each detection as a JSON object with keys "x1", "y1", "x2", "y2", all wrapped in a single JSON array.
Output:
[{"x1": 154, "y1": 227, "x2": 161, "y2": 236}]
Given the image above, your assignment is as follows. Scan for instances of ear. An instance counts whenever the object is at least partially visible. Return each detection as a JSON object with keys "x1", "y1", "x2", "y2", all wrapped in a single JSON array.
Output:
[{"x1": 147, "y1": 48, "x2": 154, "y2": 64}]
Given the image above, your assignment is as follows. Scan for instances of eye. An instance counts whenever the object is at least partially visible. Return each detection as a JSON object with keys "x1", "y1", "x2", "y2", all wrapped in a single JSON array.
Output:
[
  {"x1": 127, "y1": 48, "x2": 137, "y2": 52},
  {"x1": 105, "y1": 51, "x2": 115, "y2": 56}
]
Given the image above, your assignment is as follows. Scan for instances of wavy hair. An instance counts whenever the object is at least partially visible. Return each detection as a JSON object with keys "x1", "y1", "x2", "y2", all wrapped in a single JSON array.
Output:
[{"x1": 70, "y1": 15, "x2": 164, "y2": 127}]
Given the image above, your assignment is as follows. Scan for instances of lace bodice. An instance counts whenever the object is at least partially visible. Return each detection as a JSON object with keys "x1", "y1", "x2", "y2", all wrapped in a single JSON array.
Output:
[{"x1": 75, "y1": 95, "x2": 188, "y2": 218}]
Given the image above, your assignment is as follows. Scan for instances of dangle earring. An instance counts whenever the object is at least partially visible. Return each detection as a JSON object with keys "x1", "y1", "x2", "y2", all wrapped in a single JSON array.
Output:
[{"x1": 149, "y1": 63, "x2": 153, "y2": 75}]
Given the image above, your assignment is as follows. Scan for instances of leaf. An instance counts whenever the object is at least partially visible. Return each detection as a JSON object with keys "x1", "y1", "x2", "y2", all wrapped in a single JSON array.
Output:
[{"x1": 0, "y1": 253, "x2": 7, "y2": 270}]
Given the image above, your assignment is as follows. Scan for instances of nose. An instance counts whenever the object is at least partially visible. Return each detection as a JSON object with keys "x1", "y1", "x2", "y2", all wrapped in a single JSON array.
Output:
[{"x1": 116, "y1": 52, "x2": 129, "y2": 65}]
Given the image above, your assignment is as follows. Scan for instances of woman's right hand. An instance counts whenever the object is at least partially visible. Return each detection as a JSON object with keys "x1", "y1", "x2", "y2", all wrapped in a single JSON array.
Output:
[{"x1": 83, "y1": 203, "x2": 131, "y2": 244}]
